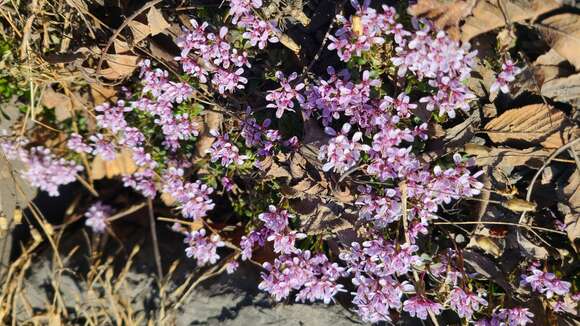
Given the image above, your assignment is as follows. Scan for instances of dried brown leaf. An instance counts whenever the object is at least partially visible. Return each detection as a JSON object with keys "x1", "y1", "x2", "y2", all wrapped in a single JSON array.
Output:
[
  {"x1": 91, "y1": 149, "x2": 138, "y2": 180},
  {"x1": 41, "y1": 88, "x2": 72, "y2": 121},
  {"x1": 467, "y1": 234, "x2": 504, "y2": 257},
  {"x1": 542, "y1": 73, "x2": 580, "y2": 108},
  {"x1": 103, "y1": 54, "x2": 139, "y2": 79},
  {"x1": 461, "y1": 0, "x2": 560, "y2": 42},
  {"x1": 408, "y1": 0, "x2": 477, "y2": 40},
  {"x1": 90, "y1": 84, "x2": 117, "y2": 105},
  {"x1": 469, "y1": 146, "x2": 550, "y2": 169},
  {"x1": 194, "y1": 111, "x2": 223, "y2": 159},
  {"x1": 502, "y1": 198, "x2": 537, "y2": 212},
  {"x1": 484, "y1": 104, "x2": 573, "y2": 149},
  {"x1": 128, "y1": 20, "x2": 151, "y2": 44},
  {"x1": 302, "y1": 202, "x2": 355, "y2": 237},
  {"x1": 147, "y1": 7, "x2": 170, "y2": 36},
  {"x1": 537, "y1": 13, "x2": 580, "y2": 70},
  {"x1": 562, "y1": 171, "x2": 580, "y2": 247}
]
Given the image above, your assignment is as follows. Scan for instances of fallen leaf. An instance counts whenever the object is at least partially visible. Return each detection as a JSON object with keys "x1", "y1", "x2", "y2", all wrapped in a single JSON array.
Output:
[
  {"x1": 484, "y1": 104, "x2": 573, "y2": 149},
  {"x1": 537, "y1": 13, "x2": 580, "y2": 70},
  {"x1": 502, "y1": 198, "x2": 537, "y2": 212},
  {"x1": 542, "y1": 73, "x2": 580, "y2": 108},
  {"x1": 194, "y1": 111, "x2": 223, "y2": 159},
  {"x1": 561, "y1": 171, "x2": 579, "y2": 249},
  {"x1": 90, "y1": 84, "x2": 117, "y2": 105},
  {"x1": 468, "y1": 146, "x2": 550, "y2": 169},
  {"x1": 147, "y1": 7, "x2": 170, "y2": 35},
  {"x1": 40, "y1": 88, "x2": 72, "y2": 121},
  {"x1": 532, "y1": 49, "x2": 573, "y2": 87},
  {"x1": 467, "y1": 234, "x2": 504, "y2": 257},
  {"x1": 265, "y1": 160, "x2": 292, "y2": 179},
  {"x1": 408, "y1": 0, "x2": 477, "y2": 40},
  {"x1": 128, "y1": 20, "x2": 151, "y2": 44},
  {"x1": 102, "y1": 54, "x2": 139, "y2": 79},
  {"x1": 91, "y1": 148, "x2": 138, "y2": 180},
  {"x1": 461, "y1": 0, "x2": 561, "y2": 42},
  {"x1": 463, "y1": 249, "x2": 513, "y2": 292},
  {"x1": 302, "y1": 201, "x2": 355, "y2": 237},
  {"x1": 517, "y1": 231, "x2": 549, "y2": 259}
]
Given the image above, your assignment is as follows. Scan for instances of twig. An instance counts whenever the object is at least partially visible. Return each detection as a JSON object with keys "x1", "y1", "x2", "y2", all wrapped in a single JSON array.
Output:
[
  {"x1": 434, "y1": 221, "x2": 566, "y2": 235},
  {"x1": 518, "y1": 138, "x2": 580, "y2": 250},
  {"x1": 147, "y1": 199, "x2": 163, "y2": 280},
  {"x1": 106, "y1": 202, "x2": 147, "y2": 222}
]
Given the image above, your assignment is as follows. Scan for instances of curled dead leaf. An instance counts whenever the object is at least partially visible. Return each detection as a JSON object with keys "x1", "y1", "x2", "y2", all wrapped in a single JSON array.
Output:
[
  {"x1": 502, "y1": 198, "x2": 537, "y2": 212},
  {"x1": 467, "y1": 234, "x2": 504, "y2": 257}
]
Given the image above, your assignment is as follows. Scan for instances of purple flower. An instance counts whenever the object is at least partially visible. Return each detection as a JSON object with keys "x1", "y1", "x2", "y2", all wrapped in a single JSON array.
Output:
[
  {"x1": 267, "y1": 231, "x2": 306, "y2": 254},
  {"x1": 266, "y1": 71, "x2": 305, "y2": 118},
  {"x1": 184, "y1": 229, "x2": 224, "y2": 266},
  {"x1": 90, "y1": 133, "x2": 116, "y2": 161},
  {"x1": 448, "y1": 287, "x2": 488, "y2": 320},
  {"x1": 207, "y1": 130, "x2": 248, "y2": 167},
  {"x1": 403, "y1": 295, "x2": 443, "y2": 320},
  {"x1": 319, "y1": 123, "x2": 370, "y2": 174},
  {"x1": 258, "y1": 205, "x2": 291, "y2": 233},
  {"x1": 67, "y1": 133, "x2": 92, "y2": 153},
  {"x1": 490, "y1": 59, "x2": 522, "y2": 94},
  {"x1": 21, "y1": 146, "x2": 83, "y2": 197},
  {"x1": 226, "y1": 260, "x2": 240, "y2": 274},
  {"x1": 84, "y1": 202, "x2": 114, "y2": 233}
]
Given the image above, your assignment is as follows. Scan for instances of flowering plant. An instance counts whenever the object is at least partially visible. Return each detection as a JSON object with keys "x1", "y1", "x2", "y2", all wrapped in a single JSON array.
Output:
[{"x1": 1, "y1": 0, "x2": 575, "y2": 325}]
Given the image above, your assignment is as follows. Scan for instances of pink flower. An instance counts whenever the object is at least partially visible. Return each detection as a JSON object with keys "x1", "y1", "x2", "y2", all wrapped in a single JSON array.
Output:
[
  {"x1": 319, "y1": 123, "x2": 370, "y2": 174},
  {"x1": 490, "y1": 59, "x2": 522, "y2": 94},
  {"x1": 90, "y1": 133, "x2": 116, "y2": 161},
  {"x1": 184, "y1": 229, "x2": 224, "y2": 266},
  {"x1": 448, "y1": 287, "x2": 488, "y2": 320},
  {"x1": 267, "y1": 231, "x2": 306, "y2": 254},
  {"x1": 403, "y1": 295, "x2": 443, "y2": 320},
  {"x1": 258, "y1": 205, "x2": 291, "y2": 233},
  {"x1": 84, "y1": 202, "x2": 114, "y2": 233},
  {"x1": 207, "y1": 130, "x2": 248, "y2": 167},
  {"x1": 226, "y1": 260, "x2": 239, "y2": 274},
  {"x1": 21, "y1": 146, "x2": 83, "y2": 197},
  {"x1": 266, "y1": 71, "x2": 305, "y2": 118},
  {"x1": 67, "y1": 133, "x2": 92, "y2": 153}
]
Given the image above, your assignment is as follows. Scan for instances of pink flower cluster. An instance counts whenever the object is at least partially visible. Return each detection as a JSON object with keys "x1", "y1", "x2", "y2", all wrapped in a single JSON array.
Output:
[
  {"x1": 391, "y1": 23, "x2": 477, "y2": 118},
  {"x1": 259, "y1": 250, "x2": 347, "y2": 304},
  {"x1": 84, "y1": 202, "x2": 114, "y2": 233},
  {"x1": 520, "y1": 266, "x2": 571, "y2": 299},
  {"x1": 328, "y1": 0, "x2": 396, "y2": 62},
  {"x1": 226, "y1": 0, "x2": 279, "y2": 49},
  {"x1": 476, "y1": 307, "x2": 535, "y2": 326},
  {"x1": 207, "y1": 130, "x2": 247, "y2": 167},
  {"x1": 490, "y1": 59, "x2": 522, "y2": 94},
  {"x1": 162, "y1": 167, "x2": 215, "y2": 220},
  {"x1": 319, "y1": 123, "x2": 369, "y2": 174},
  {"x1": 448, "y1": 287, "x2": 488, "y2": 320},
  {"x1": 1, "y1": 137, "x2": 83, "y2": 197},
  {"x1": 266, "y1": 71, "x2": 305, "y2": 118},
  {"x1": 303, "y1": 68, "x2": 382, "y2": 129},
  {"x1": 184, "y1": 228, "x2": 225, "y2": 266},
  {"x1": 176, "y1": 20, "x2": 252, "y2": 94},
  {"x1": 240, "y1": 114, "x2": 281, "y2": 157}
]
